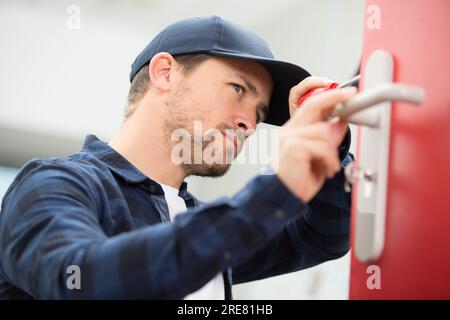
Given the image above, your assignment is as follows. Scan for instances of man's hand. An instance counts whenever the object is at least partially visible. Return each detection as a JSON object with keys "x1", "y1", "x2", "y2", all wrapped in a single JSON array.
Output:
[{"x1": 273, "y1": 76, "x2": 357, "y2": 203}]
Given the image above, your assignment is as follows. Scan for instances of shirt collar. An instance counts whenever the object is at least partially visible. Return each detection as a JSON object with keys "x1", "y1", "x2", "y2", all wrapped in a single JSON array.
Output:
[{"x1": 80, "y1": 134, "x2": 189, "y2": 195}]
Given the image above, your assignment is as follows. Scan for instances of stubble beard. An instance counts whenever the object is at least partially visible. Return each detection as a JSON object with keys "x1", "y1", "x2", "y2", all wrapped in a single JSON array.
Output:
[{"x1": 163, "y1": 88, "x2": 233, "y2": 178}]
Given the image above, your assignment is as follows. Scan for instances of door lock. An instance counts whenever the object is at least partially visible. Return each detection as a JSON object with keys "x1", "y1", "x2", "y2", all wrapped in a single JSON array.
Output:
[{"x1": 338, "y1": 50, "x2": 425, "y2": 262}]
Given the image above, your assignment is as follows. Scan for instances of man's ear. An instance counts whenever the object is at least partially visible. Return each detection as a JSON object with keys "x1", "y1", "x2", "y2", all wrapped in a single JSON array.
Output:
[{"x1": 148, "y1": 52, "x2": 177, "y2": 92}]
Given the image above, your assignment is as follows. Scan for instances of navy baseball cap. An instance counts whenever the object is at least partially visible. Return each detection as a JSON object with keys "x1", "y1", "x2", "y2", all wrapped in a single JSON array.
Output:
[{"x1": 130, "y1": 15, "x2": 311, "y2": 127}]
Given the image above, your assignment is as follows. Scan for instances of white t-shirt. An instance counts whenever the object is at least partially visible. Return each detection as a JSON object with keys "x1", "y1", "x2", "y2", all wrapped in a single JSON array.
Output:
[{"x1": 160, "y1": 183, "x2": 225, "y2": 300}]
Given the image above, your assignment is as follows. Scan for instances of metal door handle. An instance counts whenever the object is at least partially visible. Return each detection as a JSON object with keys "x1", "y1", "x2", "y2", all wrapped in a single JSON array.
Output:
[
  {"x1": 333, "y1": 82, "x2": 425, "y2": 127},
  {"x1": 344, "y1": 50, "x2": 426, "y2": 262}
]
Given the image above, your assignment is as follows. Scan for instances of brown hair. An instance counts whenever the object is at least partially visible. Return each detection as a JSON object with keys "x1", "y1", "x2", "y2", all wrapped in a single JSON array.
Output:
[{"x1": 124, "y1": 53, "x2": 211, "y2": 118}]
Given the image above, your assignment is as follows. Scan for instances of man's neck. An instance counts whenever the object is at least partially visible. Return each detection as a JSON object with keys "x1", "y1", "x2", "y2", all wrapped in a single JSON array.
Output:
[{"x1": 108, "y1": 110, "x2": 186, "y2": 189}]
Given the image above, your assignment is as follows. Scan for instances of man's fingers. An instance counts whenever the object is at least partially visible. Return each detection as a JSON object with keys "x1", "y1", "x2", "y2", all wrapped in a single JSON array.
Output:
[
  {"x1": 287, "y1": 121, "x2": 349, "y2": 148},
  {"x1": 289, "y1": 87, "x2": 357, "y2": 126},
  {"x1": 288, "y1": 76, "x2": 335, "y2": 115},
  {"x1": 292, "y1": 138, "x2": 341, "y2": 176},
  {"x1": 289, "y1": 76, "x2": 335, "y2": 102},
  {"x1": 328, "y1": 119, "x2": 349, "y2": 147}
]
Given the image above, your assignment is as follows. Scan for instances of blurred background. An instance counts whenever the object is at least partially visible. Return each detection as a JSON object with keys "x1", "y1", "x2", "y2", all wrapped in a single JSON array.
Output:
[{"x1": 0, "y1": 0, "x2": 365, "y2": 299}]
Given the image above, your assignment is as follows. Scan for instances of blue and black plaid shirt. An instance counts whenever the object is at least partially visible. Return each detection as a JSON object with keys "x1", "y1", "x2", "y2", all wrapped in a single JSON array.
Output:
[{"x1": 0, "y1": 134, "x2": 353, "y2": 299}]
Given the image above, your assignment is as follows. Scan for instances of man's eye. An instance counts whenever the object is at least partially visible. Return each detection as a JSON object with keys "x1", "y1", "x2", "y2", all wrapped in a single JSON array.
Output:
[{"x1": 232, "y1": 84, "x2": 244, "y2": 95}]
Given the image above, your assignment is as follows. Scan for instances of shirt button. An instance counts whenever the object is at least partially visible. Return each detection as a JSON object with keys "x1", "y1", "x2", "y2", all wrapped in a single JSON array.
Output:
[
  {"x1": 223, "y1": 251, "x2": 231, "y2": 260},
  {"x1": 275, "y1": 209, "x2": 285, "y2": 220},
  {"x1": 148, "y1": 185, "x2": 158, "y2": 194}
]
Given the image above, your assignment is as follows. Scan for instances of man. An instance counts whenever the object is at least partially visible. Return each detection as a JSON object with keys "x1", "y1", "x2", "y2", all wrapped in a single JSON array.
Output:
[{"x1": 0, "y1": 16, "x2": 355, "y2": 299}]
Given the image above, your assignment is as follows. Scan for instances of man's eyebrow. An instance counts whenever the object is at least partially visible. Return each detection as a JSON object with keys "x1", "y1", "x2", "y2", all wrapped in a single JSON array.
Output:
[
  {"x1": 235, "y1": 73, "x2": 270, "y2": 108},
  {"x1": 234, "y1": 73, "x2": 270, "y2": 121},
  {"x1": 235, "y1": 74, "x2": 259, "y2": 96}
]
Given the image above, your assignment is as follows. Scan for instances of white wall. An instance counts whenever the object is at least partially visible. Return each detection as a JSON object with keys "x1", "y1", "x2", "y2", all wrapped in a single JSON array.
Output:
[{"x1": 0, "y1": 0, "x2": 365, "y2": 299}]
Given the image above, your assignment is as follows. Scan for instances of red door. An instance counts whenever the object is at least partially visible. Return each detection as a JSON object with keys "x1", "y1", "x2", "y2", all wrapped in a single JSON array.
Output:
[{"x1": 349, "y1": 0, "x2": 450, "y2": 299}]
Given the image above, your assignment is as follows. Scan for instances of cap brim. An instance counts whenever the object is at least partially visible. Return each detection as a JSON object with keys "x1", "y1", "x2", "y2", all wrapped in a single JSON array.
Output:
[{"x1": 207, "y1": 51, "x2": 311, "y2": 126}]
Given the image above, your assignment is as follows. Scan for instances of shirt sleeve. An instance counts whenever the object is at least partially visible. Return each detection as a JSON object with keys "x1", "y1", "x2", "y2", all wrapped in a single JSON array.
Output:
[
  {"x1": 0, "y1": 159, "x2": 309, "y2": 299},
  {"x1": 232, "y1": 153, "x2": 353, "y2": 284}
]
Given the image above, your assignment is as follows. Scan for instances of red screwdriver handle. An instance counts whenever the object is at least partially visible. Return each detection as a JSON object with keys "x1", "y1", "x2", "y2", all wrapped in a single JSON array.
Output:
[{"x1": 297, "y1": 82, "x2": 339, "y2": 107}]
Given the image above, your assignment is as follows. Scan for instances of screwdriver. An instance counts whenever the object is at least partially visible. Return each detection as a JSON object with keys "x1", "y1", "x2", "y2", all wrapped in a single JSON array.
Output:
[
  {"x1": 337, "y1": 75, "x2": 361, "y2": 89},
  {"x1": 297, "y1": 75, "x2": 361, "y2": 107}
]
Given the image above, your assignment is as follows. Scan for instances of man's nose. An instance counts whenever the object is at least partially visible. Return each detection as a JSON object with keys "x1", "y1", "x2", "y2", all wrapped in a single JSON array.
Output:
[{"x1": 232, "y1": 110, "x2": 256, "y2": 132}]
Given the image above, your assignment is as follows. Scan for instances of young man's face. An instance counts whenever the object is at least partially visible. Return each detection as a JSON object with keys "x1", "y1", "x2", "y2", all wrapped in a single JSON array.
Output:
[{"x1": 164, "y1": 56, "x2": 273, "y2": 177}]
